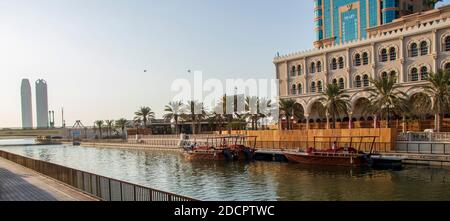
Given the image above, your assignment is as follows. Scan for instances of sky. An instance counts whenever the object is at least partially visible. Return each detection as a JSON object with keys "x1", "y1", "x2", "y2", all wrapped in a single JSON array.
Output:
[{"x1": 0, "y1": 0, "x2": 448, "y2": 128}]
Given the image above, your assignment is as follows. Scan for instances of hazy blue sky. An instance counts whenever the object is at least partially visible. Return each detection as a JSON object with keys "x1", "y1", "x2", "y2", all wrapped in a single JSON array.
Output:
[{"x1": 1, "y1": 0, "x2": 448, "y2": 128}]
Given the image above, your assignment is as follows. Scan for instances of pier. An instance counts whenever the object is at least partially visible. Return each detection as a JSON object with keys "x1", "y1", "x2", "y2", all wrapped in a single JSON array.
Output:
[
  {"x1": 0, "y1": 150, "x2": 197, "y2": 201},
  {"x1": 0, "y1": 157, "x2": 96, "y2": 201}
]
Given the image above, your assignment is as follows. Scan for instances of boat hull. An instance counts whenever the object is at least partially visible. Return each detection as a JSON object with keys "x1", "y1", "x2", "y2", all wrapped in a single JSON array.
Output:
[
  {"x1": 184, "y1": 149, "x2": 255, "y2": 161},
  {"x1": 284, "y1": 152, "x2": 368, "y2": 167}
]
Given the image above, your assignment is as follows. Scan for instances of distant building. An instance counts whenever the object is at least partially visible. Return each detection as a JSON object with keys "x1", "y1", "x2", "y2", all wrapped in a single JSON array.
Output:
[
  {"x1": 314, "y1": 0, "x2": 433, "y2": 48},
  {"x1": 20, "y1": 79, "x2": 33, "y2": 129},
  {"x1": 35, "y1": 79, "x2": 49, "y2": 128}
]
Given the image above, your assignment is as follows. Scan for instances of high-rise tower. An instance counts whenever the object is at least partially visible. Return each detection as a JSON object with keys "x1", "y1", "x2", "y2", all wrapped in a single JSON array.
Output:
[
  {"x1": 314, "y1": 0, "x2": 434, "y2": 48},
  {"x1": 35, "y1": 79, "x2": 49, "y2": 128},
  {"x1": 20, "y1": 79, "x2": 33, "y2": 129}
]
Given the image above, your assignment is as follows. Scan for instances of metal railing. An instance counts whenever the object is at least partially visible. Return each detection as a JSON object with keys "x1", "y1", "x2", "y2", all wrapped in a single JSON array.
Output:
[
  {"x1": 397, "y1": 132, "x2": 450, "y2": 142},
  {"x1": 0, "y1": 150, "x2": 197, "y2": 201},
  {"x1": 395, "y1": 142, "x2": 450, "y2": 155}
]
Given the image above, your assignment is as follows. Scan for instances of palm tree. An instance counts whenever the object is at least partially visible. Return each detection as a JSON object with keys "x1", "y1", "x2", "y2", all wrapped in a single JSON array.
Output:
[
  {"x1": 318, "y1": 83, "x2": 350, "y2": 129},
  {"x1": 94, "y1": 120, "x2": 104, "y2": 139},
  {"x1": 185, "y1": 100, "x2": 205, "y2": 134},
  {"x1": 424, "y1": 0, "x2": 442, "y2": 8},
  {"x1": 163, "y1": 101, "x2": 183, "y2": 134},
  {"x1": 134, "y1": 106, "x2": 155, "y2": 128},
  {"x1": 115, "y1": 118, "x2": 129, "y2": 139},
  {"x1": 215, "y1": 95, "x2": 234, "y2": 134},
  {"x1": 278, "y1": 99, "x2": 297, "y2": 130},
  {"x1": 105, "y1": 120, "x2": 114, "y2": 138},
  {"x1": 245, "y1": 97, "x2": 273, "y2": 130},
  {"x1": 365, "y1": 76, "x2": 408, "y2": 128},
  {"x1": 258, "y1": 98, "x2": 273, "y2": 130},
  {"x1": 208, "y1": 111, "x2": 225, "y2": 134},
  {"x1": 417, "y1": 69, "x2": 450, "y2": 132}
]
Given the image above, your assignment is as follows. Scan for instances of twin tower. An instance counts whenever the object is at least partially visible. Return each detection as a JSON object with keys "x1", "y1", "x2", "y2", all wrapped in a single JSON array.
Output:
[{"x1": 20, "y1": 79, "x2": 48, "y2": 129}]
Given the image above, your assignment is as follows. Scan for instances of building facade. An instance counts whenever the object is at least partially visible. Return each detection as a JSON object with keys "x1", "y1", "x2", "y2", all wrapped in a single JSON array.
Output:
[
  {"x1": 35, "y1": 79, "x2": 49, "y2": 128},
  {"x1": 275, "y1": 4, "x2": 450, "y2": 130},
  {"x1": 314, "y1": 0, "x2": 433, "y2": 48},
  {"x1": 20, "y1": 79, "x2": 33, "y2": 129}
]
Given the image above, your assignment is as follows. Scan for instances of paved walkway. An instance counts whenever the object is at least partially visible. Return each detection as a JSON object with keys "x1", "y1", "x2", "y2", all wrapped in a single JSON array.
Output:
[{"x1": 0, "y1": 157, "x2": 97, "y2": 201}]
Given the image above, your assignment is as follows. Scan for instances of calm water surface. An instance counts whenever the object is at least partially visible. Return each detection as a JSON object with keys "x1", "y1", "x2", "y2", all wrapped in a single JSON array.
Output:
[{"x1": 1, "y1": 140, "x2": 450, "y2": 201}]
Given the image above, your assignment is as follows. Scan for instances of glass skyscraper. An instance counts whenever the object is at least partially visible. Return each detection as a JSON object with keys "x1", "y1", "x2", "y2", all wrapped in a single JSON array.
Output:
[{"x1": 314, "y1": 0, "x2": 432, "y2": 47}]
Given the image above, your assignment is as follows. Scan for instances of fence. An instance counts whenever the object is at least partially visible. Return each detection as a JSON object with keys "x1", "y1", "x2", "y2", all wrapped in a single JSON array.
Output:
[
  {"x1": 397, "y1": 132, "x2": 450, "y2": 142},
  {"x1": 395, "y1": 142, "x2": 450, "y2": 155},
  {"x1": 0, "y1": 150, "x2": 197, "y2": 201}
]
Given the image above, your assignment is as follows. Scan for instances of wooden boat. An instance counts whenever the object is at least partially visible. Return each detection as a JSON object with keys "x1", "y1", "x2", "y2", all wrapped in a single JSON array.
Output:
[
  {"x1": 284, "y1": 136, "x2": 377, "y2": 167},
  {"x1": 183, "y1": 135, "x2": 257, "y2": 161},
  {"x1": 35, "y1": 136, "x2": 63, "y2": 145}
]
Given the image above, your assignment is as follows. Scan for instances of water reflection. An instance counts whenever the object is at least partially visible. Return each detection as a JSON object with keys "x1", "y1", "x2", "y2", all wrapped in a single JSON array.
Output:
[{"x1": 1, "y1": 144, "x2": 450, "y2": 201}]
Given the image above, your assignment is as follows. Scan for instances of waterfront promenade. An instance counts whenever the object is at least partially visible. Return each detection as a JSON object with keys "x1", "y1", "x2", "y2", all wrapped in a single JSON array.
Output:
[{"x1": 0, "y1": 157, "x2": 97, "y2": 201}]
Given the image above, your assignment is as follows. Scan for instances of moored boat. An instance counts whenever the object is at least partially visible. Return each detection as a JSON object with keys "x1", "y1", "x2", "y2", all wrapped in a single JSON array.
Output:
[
  {"x1": 182, "y1": 135, "x2": 257, "y2": 161},
  {"x1": 284, "y1": 136, "x2": 377, "y2": 167}
]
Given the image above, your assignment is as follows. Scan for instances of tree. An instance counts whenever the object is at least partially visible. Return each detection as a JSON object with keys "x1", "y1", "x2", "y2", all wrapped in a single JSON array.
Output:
[
  {"x1": 94, "y1": 120, "x2": 104, "y2": 139},
  {"x1": 417, "y1": 69, "x2": 450, "y2": 132},
  {"x1": 245, "y1": 97, "x2": 273, "y2": 130},
  {"x1": 134, "y1": 107, "x2": 155, "y2": 128},
  {"x1": 115, "y1": 118, "x2": 128, "y2": 139},
  {"x1": 318, "y1": 83, "x2": 350, "y2": 129},
  {"x1": 258, "y1": 98, "x2": 274, "y2": 130},
  {"x1": 278, "y1": 99, "x2": 298, "y2": 130},
  {"x1": 365, "y1": 76, "x2": 407, "y2": 128},
  {"x1": 214, "y1": 95, "x2": 234, "y2": 134},
  {"x1": 163, "y1": 101, "x2": 183, "y2": 134},
  {"x1": 105, "y1": 120, "x2": 114, "y2": 138},
  {"x1": 185, "y1": 100, "x2": 205, "y2": 134},
  {"x1": 208, "y1": 111, "x2": 225, "y2": 134}
]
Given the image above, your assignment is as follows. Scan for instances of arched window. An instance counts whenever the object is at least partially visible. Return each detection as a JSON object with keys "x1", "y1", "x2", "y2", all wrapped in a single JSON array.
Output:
[
  {"x1": 420, "y1": 41, "x2": 429, "y2": 56},
  {"x1": 363, "y1": 75, "x2": 369, "y2": 87},
  {"x1": 362, "y1": 52, "x2": 369, "y2": 65},
  {"x1": 355, "y1": 54, "x2": 361, "y2": 66},
  {"x1": 317, "y1": 61, "x2": 322, "y2": 72},
  {"x1": 298, "y1": 84, "x2": 302, "y2": 94},
  {"x1": 445, "y1": 36, "x2": 450, "y2": 51},
  {"x1": 291, "y1": 66, "x2": 296, "y2": 76},
  {"x1": 381, "y1": 49, "x2": 388, "y2": 62},
  {"x1": 410, "y1": 68, "x2": 419, "y2": 81},
  {"x1": 410, "y1": 43, "x2": 418, "y2": 57},
  {"x1": 310, "y1": 62, "x2": 316, "y2": 73},
  {"x1": 390, "y1": 71, "x2": 397, "y2": 80},
  {"x1": 311, "y1": 82, "x2": 316, "y2": 93},
  {"x1": 297, "y1": 65, "x2": 302, "y2": 75},
  {"x1": 355, "y1": 76, "x2": 362, "y2": 88},
  {"x1": 332, "y1": 79, "x2": 338, "y2": 86},
  {"x1": 331, "y1": 58, "x2": 337, "y2": 70},
  {"x1": 381, "y1": 72, "x2": 388, "y2": 79},
  {"x1": 291, "y1": 84, "x2": 297, "y2": 95},
  {"x1": 338, "y1": 57, "x2": 344, "y2": 69},
  {"x1": 338, "y1": 78, "x2": 345, "y2": 89},
  {"x1": 317, "y1": 81, "x2": 323, "y2": 92},
  {"x1": 445, "y1": 62, "x2": 450, "y2": 71},
  {"x1": 389, "y1": 47, "x2": 396, "y2": 61},
  {"x1": 420, "y1": 66, "x2": 428, "y2": 80}
]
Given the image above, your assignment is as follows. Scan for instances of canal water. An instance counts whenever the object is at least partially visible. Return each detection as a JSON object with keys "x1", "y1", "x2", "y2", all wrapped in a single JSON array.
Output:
[{"x1": 1, "y1": 140, "x2": 450, "y2": 201}]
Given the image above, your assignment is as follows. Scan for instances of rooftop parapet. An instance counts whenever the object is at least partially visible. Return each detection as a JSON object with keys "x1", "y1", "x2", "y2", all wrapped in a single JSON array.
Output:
[{"x1": 274, "y1": 16, "x2": 450, "y2": 64}]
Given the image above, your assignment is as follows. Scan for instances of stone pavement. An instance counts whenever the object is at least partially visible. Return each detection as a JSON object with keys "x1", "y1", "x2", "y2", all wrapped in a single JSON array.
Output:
[{"x1": 0, "y1": 157, "x2": 97, "y2": 201}]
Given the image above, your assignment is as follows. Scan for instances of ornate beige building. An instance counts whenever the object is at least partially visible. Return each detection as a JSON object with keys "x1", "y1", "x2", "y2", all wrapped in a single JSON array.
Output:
[{"x1": 274, "y1": 5, "x2": 450, "y2": 129}]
